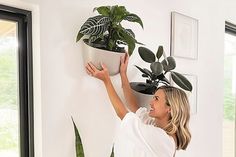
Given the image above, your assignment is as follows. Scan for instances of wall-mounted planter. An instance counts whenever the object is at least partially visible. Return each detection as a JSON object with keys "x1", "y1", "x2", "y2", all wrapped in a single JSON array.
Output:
[
  {"x1": 82, "y1": 40, "x2": 126, "y2": 76},
  {"x1": 130, "y1": 82, "x2": 153, "y2": 110}
]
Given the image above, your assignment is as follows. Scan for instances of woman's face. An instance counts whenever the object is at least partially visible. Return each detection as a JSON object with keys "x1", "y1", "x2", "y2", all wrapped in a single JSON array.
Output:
[{"x1": 149, "y1": 89, "x2": 170, "y2": 119}]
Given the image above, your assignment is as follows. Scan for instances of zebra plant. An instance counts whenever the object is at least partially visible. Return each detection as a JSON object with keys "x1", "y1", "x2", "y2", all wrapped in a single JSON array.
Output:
[
  {"x1": 131, "y1": 46, "x2": 193, "y2": 95},
  {"x1": 76, "y1": 5, "x2": 143, "y2": 55}
]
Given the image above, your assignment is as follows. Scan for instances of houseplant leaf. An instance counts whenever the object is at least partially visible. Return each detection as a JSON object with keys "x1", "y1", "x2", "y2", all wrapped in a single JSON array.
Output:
[
  {"x1": 171, "y1": 71, "x2": 193, "y2": 91},
  {"x1": 110, "y1": 146, "x2": 114, "y2": 157},
  {"x1": 130, "y1": 82, "x2": 157, "y2": 95},
  {"x1": 123, "y1": 13, "x2": 144, "y2": 28},
  {"x1": 119, "y1": 28, "x2": 136, "y2": 55},
  {"x1": 161, "y1": 56, "x2": 176, "y2": 72},
  {"x1": 71, "y1": 117, "x2": 85, "y2": 157},
  {"x1": 76, "y1": 33, "x2": 84, "y2": 42},
  {"x1": 156, "y1": 46, "x2": 163, "y2": 59},
  {"x1": 138, "y1": 47, "x2": 156, "y2": 63},
  {"x1": 94, "y1": 6, "x2": 111, "y2": 16},
  {"x1": 135, "y1": 65, "x2": 152, "y2": 77},
  {"x1": 79, "y1": 15, "x2": 110, "y2": 36},
  {"x1": 111, "y1": 5, "x2": 128, "y2": 23},
  {"x1": 150, "y1": 62, "x2": 163, "y2": 76}
]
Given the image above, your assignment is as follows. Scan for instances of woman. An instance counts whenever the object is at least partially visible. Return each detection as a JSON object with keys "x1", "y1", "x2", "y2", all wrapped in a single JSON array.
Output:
[{"x1": 85, "y1": 54, "x2": 191, "y2": 157}]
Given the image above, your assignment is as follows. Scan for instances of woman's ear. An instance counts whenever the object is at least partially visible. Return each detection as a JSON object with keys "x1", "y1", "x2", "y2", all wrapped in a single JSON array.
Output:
[{"x1": 167, "y1": 107, "x2": 171, "y2": 113}]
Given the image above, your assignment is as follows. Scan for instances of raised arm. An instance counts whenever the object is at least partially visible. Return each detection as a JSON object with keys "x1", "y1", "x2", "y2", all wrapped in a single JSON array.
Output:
[
  {"x1": 85, "y1": 62, "x2": 128, "y2": 120},
  {"x1": 120, "y1": 54, "x2": 139, "y2": 113}
]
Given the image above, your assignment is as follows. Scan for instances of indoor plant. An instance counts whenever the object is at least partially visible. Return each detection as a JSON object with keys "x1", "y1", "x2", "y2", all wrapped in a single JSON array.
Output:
[
  {"x1": 76, "y1": 5, "x2": 143, "y2": 75},
  {"x1": 130, "y1": 46, "x2": 193, "y2": 107}
]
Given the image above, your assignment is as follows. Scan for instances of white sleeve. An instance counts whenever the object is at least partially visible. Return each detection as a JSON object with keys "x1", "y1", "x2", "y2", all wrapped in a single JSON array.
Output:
[{"x1": 135, "y1": 107, "x2": 155, "y2": 125}]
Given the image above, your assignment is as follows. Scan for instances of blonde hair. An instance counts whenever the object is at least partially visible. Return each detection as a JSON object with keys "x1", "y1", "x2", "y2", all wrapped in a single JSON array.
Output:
[{"x1": 157, "y1": 86, "x2": 191, "y2": 150}]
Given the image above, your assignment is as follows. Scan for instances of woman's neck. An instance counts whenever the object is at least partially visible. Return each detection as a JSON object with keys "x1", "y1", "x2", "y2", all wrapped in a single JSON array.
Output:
[{"x1": 154, "y1": 117, "x2": 169, "y2": 129}]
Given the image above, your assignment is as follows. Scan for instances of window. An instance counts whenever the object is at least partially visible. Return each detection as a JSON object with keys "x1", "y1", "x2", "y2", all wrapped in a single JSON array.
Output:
[
  {"x1": 223, "y1": 21, "x2": 236, "y2": 157},
  {"x1": 0, "y1": 4, "x2": 34, "y2": 157}
]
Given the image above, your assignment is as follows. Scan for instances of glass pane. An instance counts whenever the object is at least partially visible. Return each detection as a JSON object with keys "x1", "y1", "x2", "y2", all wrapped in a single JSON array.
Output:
[
  {"x1": 223, "y1": 32, "x2": 236, "y2": 157},
  {"x1": 0, "y1": 20, "x2": 19, "y2": 157}
]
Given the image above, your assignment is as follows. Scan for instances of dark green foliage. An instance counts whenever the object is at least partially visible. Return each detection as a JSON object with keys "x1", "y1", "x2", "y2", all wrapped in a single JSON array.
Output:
[
  {"x1": 76, "y1": 5, "x2": 143, "y2": 55},
  {"x1": 135, "y1": 46, "x2": 192, "y2": 94}
]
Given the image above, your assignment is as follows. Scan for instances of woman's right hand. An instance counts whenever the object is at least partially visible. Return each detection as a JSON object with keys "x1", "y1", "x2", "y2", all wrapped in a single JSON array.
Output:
[
  {"x1": 85, "y1": 62, "x2": 110, "y2": 83},
  {"x1": 120, "y1": 53, "x2": 129, "y2": 76}
]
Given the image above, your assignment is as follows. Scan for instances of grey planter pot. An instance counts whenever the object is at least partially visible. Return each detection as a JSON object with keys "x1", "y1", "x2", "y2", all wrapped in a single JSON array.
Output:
[
  {"x1": 130, "y1": 82, "x2": 154, "y2": 110},
  {"x1": 82, "y1": 40, "x2": 126, "y2": 76}
]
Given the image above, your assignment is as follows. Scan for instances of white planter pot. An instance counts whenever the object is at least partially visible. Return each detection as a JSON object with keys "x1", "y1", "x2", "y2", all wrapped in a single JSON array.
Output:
[
  {"x1": 82, "y1": 40, "x2": 126, "y2": 76},
  {"x1": 131, "y1": 86, "x2": 153, "y2": 110}
]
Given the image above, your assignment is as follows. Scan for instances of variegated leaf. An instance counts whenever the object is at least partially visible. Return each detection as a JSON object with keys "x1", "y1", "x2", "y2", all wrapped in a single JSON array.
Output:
[
  {"x1": 79, "y1": 15, "x2": 110, "y2": 36},
  {"x1": 116, "y1": 40, "x2": 127, "y2": 45},
  {"x1": 89, "y1": 35, "x2": 101, "y2": 43}
]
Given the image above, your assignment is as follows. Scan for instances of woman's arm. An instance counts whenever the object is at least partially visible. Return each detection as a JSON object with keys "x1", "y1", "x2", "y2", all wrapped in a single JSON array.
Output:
[
  {"x1": 85, "y1": 62, "x2": 128, "y2": 119},
  {"x1": 120, "y1": 54, "x2": 139, "y2": 113}
]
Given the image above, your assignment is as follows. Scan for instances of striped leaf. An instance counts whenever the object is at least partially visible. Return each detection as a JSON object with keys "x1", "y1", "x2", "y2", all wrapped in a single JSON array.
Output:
[{"x1": 79, "y1": 15, "x2": 110, "y2": 36}]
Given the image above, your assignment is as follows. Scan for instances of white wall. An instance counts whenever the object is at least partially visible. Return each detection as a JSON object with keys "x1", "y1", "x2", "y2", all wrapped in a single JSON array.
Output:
[{"x1": 2, "y1": 0, "x2": 236, "y2": 157}]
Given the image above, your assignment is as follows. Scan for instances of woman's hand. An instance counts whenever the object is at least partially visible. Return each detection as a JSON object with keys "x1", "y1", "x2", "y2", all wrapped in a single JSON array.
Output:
[
  {"x1": 85, "y1": 62, "x2": 110, "y2": 82},
  {"x1": 120, "y1": 53, "x2": 129, "y2": 76}
]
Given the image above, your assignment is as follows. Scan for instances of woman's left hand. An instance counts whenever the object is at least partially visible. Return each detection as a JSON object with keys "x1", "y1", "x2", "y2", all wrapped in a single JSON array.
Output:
[{"x1": 85, "y1": 62, "x2": 110, "y2": 82}]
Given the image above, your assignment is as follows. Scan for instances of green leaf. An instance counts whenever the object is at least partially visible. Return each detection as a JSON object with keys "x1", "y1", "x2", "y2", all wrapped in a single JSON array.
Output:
[
  {"x1": 171, "y1": 72, "x2": 192, "y2": 91},
  {"x1": 79, "y1": 15, "x2": 110, "y2": 36},
  {"x1": 119, "y1": 28, "x2": 136, "y2": 55},
  {"x1": 71, "y1": 117, "x2": 85, "y2": 157},
  {"x1": 110, "y1": 146, "x2": 114, "y2": 157},
  {"x1": 123, "y1": 13, "x2": 144, "y2": 28},
  {"x1": 134, "y1": 65, "x2": 152, "y2": 77},
  {"x1": 111, "y1": 5, "x2": 128, "y2": 22},
  {"x1": 138, "y1": 47, "x2": 156, "y2": 63},
  {"x1": 161, "y1": 56, "x2": 176, "y2": 71},
  {"x1": 156, "y1": 46, "x2": 163, "y2": 59},
  {"x1": 94, "y1": 6, "x2": 111, "y2": 16},
  {"x1": 150, "y1": 62, "x2": 163, "y2": 76},
  {"x1": 76, "y1": 33, "x2": 84, "y2": 42}
]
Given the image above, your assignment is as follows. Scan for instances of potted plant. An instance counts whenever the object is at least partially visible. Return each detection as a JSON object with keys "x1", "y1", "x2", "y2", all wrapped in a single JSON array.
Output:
[
  {"x1": 76, "y1": 5, "x2": 143, "y2": 75},
  {"x1": 130, "y1": 46, "x2": 193, "y2": 107}
]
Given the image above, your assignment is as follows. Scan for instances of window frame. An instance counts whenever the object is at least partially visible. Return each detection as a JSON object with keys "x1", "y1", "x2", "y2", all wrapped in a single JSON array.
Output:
[{"x1": 0, "y1": 4, "x2": 34, "y2": 157}]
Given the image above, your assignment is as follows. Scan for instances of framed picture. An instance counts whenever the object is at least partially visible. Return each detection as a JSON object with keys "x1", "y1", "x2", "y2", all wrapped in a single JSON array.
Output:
[
  {"x1": 171, "y1": 12, "x2": 198, "y2": 59},
  {"x1": 171, "y1": 74, "x2": 198, "y2": 115}
]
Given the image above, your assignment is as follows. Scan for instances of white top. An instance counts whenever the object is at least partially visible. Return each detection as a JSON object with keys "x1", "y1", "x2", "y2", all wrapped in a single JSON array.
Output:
[{"x1": 114, "y1": 107, "x2": 176, "y2": 157}]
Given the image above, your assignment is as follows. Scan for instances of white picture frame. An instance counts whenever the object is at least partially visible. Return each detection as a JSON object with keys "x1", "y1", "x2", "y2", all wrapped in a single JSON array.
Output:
[
  {"x1": 171, "y1": 74, "x2": 198, "y2": 115},
  {"x1": 171, "y1": 12, "x2": 198, "y2": 59}
]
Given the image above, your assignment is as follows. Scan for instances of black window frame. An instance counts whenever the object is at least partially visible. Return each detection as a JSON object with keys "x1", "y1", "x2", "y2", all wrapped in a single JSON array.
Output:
[
  {"x1": 225, "y1": 21, "x2": 236, "y2": 35},
  {"x1": 0, "y1": 4, "x2": 34, "y2": 157}
]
